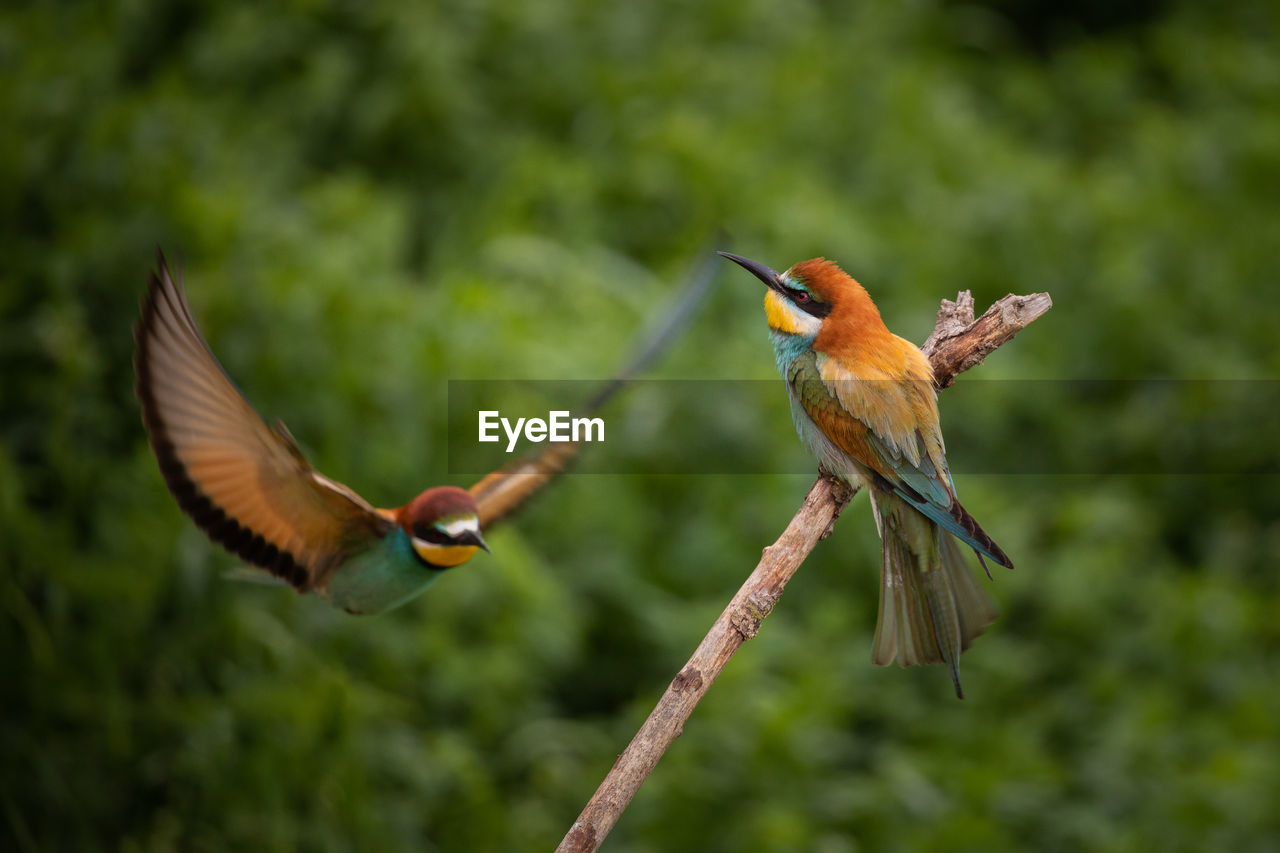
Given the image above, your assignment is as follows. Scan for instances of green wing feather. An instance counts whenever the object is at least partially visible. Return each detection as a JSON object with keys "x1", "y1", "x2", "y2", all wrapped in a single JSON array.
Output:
[{"x1": 799, "y1": 354, "x2": 1012, "y2": 568}]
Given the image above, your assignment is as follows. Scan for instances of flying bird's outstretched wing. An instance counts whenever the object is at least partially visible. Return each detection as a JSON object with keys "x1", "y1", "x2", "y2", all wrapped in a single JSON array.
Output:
[
  {"x1": 135, "y1": 252, "x2": 393, "y2": 591},
  {"x1": 468, "y1": 246, "x2": 721, "y2": 529}
]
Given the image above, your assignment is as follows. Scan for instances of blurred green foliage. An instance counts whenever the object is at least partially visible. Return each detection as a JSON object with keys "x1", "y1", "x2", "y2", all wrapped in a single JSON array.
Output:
[{"x1": 3, "y1": 0, "x2": 1279, "y2": 850}]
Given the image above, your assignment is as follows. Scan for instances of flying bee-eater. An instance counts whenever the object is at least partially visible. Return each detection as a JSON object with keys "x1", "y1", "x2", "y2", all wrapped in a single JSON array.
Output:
[
  {"x1": 137, "y1": 248, "x2": 715, "y2": 615},
  {"x1": 719, "y1": 251, "x2": 1011, "y2": 698},
  {"x1": 134, "y1": 252, "x2": 490, "y2": 615}
]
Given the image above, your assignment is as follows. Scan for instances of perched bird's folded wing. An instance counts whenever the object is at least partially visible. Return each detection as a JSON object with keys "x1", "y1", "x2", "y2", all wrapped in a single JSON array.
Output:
[
  {"x1": 135, "y1": 253, "x2": 394, "y2": 591},
  {"x1": 804, "y1": 351, "x2": 1012, "y2": 568}
]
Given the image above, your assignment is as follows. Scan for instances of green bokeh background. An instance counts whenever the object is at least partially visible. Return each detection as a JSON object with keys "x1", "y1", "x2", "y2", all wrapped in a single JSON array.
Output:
[{"x1": 4, "y1": 1, "x2": 1278, "y2": 850}]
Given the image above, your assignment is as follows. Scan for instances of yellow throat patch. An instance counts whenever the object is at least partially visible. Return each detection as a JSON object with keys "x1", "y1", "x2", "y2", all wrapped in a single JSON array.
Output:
[
  {"x1": 764, "y1": 289, "x2": 821, "y2": 337},
  {"x1": 411, "y1": 541, "x2": 480, "y2": 569}
]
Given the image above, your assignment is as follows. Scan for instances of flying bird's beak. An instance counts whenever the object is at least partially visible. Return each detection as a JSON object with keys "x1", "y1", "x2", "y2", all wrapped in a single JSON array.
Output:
[
  {"x1": 458, "y1": 528, "x2": 490, "y2": 553},
  {"x1": 717, "y1": 251, "x2": 786, "y2": 294}
]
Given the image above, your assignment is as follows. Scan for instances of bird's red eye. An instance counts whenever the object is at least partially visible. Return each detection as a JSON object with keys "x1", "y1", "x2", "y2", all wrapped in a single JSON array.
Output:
[{"x1": 795, "y1": 292, "x2": 810, "y2": 302}]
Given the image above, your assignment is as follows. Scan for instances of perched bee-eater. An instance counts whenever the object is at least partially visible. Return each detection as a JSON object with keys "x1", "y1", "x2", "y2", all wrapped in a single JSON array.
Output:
[
  {"x1": 719, "y1": 251, "x2": 1011, "y2": 698},
  {"x1": 135, "y1": 253, "x2": 490, "y2": 615}
]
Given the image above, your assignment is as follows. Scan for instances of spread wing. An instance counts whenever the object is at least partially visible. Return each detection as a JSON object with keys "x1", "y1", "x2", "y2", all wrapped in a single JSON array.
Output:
[
  {"x1": 134, "y1": 252, "x2": 394, "y2": 591},
  {"x1": 793, "y1": 347, "x2": 1011, "y2": 568},
  {"x1": 468, "y1": 443, "x2": 580, "y2": 530},
  {"x1": 467, "y1": 246, "x2": 720, "y2": 529}
]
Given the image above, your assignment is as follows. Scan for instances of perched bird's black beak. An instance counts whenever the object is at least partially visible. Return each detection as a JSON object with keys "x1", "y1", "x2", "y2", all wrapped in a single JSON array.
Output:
[{"x1": 717, "y1": 251, "x2": 786, "y2": 294}]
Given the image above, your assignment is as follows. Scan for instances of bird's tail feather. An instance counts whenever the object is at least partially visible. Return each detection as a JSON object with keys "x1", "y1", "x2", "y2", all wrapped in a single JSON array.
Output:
[{"x1": 870, "y1": 491, "x2": 999, "y2": 698}]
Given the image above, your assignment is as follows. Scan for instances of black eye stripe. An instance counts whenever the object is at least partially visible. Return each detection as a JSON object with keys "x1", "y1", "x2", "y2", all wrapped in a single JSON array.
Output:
[
  {"x1": 413, "y1": 524, "x2": 454, "y2": 544},
  {"x1": 783, "y1": 286, "x2": 832, "y2": 318}
]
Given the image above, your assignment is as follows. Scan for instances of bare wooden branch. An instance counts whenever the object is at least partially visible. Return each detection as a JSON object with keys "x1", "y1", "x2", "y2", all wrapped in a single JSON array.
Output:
[
  {"x1": 556, "y1": 289, "x2": 1052, "y2": 853},
  {"x1": 923, "y1": 291, "x2": 1053, "y2": 389},
  {"x1": 558, "y1": 474, "x2": 855, "y2": 853}
]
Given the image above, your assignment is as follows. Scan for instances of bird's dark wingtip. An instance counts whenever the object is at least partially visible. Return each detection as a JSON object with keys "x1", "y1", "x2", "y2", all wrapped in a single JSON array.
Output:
[{"x1": 133, "y1": 248, "x2": 314, "y2": 592}]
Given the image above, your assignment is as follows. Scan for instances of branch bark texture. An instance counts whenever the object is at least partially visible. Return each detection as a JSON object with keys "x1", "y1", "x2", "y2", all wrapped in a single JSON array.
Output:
[
  {"x1": 922, "y1": 290, "x2": 1053, "y2": 389},
  {"x1": 557, "y1": 289, "x2": 1052, "y2": 853}
]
